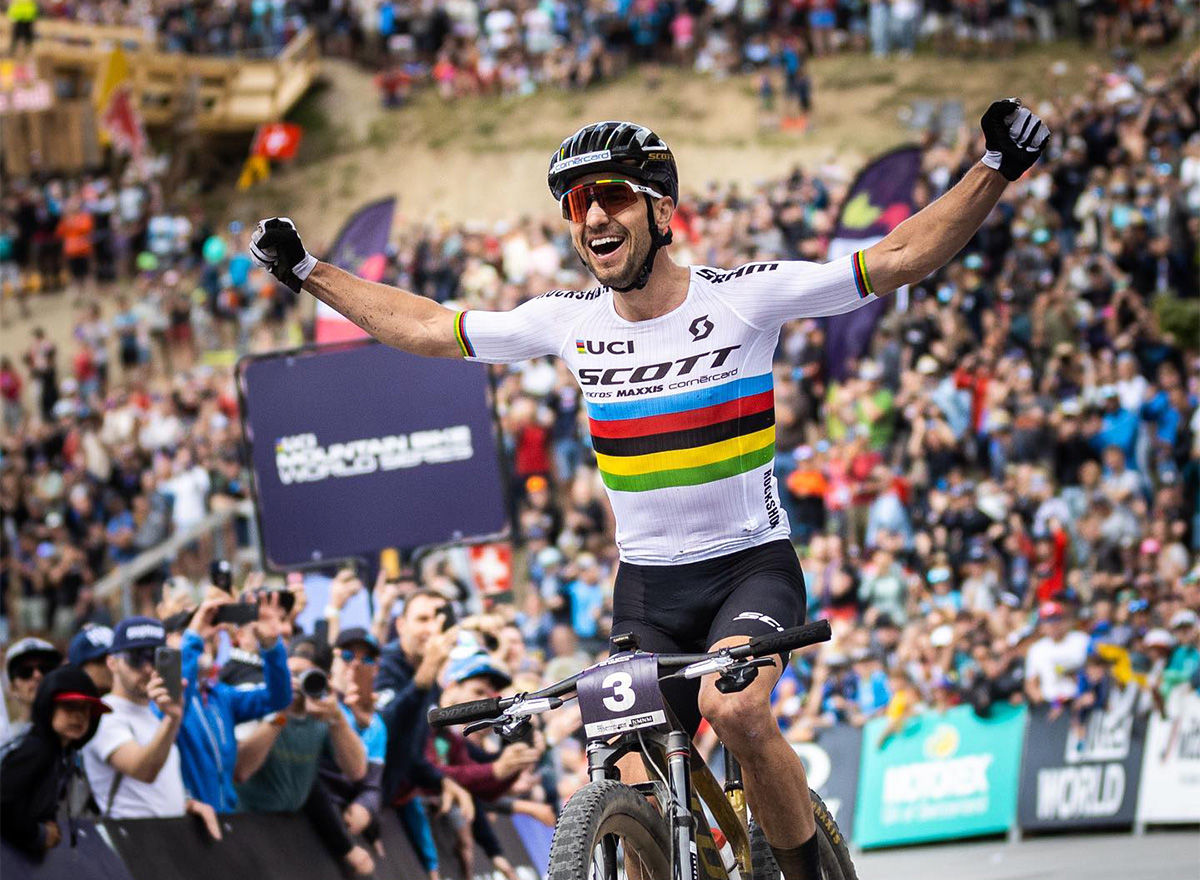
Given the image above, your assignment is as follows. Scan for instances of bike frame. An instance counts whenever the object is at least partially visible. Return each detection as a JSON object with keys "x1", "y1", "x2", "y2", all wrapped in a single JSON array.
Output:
[{"x1": 583, "y1": 709, "x2": 752, "y2": 880}]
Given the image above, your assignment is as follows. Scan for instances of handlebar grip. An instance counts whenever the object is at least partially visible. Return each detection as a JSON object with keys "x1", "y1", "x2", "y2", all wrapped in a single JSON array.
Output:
[
  {"x1": 747, "y1": 620, "x2": 831, "y2": 657},
  {"x1": 428, "y1": 697, "x2": 502, "y2": 728}
]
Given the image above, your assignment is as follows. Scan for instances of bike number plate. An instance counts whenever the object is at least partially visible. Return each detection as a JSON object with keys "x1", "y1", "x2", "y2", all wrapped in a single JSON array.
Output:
[{"x1": 576, "y1": 653, "x2": 666, "y2": 740}]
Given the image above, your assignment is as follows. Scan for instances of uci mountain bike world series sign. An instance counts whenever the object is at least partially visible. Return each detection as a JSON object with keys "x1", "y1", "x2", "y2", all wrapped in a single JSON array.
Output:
[{"x1": 238, "y1": 341, "x2": 508, "y2": 569}]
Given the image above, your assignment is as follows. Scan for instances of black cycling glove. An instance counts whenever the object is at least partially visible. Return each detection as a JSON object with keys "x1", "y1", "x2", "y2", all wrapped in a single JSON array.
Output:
[
  {"x1": 249, "y1": 217, "x2": 318, "y2": 293},
  {"x1": 980, "y1": 98, "x2": 1050, "y2": 182}
]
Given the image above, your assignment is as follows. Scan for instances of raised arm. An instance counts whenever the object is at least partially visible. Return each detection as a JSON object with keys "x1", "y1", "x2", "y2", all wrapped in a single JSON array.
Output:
[
  {"x1": 248, "y1": 219, "x2": 461, "y2": 357},
  {"x1": 304, "y1": 263, "x2": 462, "y2": 357},
  {"x1": 864, "y1": 99, "x2": 1049, "y2": 295}
]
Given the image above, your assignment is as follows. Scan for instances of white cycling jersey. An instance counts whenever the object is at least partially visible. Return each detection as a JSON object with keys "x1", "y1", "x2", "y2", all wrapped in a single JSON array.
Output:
[{"x1": 456, "y1": 252, "x2": 878, "y2": 565}]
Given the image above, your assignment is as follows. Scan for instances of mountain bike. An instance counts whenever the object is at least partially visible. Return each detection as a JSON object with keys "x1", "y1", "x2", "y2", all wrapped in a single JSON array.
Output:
[{"x1": 429, "y1": 619, "x2": 856, "y2": 880}]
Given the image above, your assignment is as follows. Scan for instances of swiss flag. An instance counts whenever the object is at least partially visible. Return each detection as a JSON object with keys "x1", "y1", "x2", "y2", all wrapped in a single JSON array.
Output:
[
  {"x1": 253, "y1": 123, "x2": 303, "y2": 161},
  {"x1": 469, "y1": 544, "x2": 512, "y2": 596}
]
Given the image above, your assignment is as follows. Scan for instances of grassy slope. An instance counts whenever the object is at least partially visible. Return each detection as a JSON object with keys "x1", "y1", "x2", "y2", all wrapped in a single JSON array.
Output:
[{"x1": 220, "y1": 43, "x2": 1183, "y2": 247}]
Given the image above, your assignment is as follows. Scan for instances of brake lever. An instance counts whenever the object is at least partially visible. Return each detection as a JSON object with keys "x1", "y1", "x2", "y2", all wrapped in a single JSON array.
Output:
[
  {"x1": 715, "y1": 657, "x2": 775, "y2": 694},
  {"x1": 463, "y1": 718, "x2": 501, "y2": 736}
]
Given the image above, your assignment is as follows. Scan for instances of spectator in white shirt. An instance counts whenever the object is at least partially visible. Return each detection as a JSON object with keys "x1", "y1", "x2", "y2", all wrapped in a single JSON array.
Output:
[
  {"x1": 81, "y1": 617, "x2": 221, "y2": 838},
  {"x1": 1024, "y1": 601, "x2": 1090, "y2": 708}
]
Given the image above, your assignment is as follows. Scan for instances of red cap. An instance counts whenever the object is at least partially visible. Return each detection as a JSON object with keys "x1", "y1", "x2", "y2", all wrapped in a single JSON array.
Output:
[
  {"x1": 1039, "y1": 601, "x2": 1065, "y2": 620},
  {"x1": 54, "y1": 692, "x2": 112, "y2": 714}
]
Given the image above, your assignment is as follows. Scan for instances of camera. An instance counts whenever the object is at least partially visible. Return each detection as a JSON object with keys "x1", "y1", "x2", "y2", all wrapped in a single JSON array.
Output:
[{"x1": 298, "y1": 668, "x2": 329, "y2": 700}]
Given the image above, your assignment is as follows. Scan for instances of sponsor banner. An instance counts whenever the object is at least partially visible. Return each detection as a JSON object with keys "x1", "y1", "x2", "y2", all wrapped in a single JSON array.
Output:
[
  {"x1": 791, "y1": 724, "x2": 862, "y2": 844},
  {"x1": 315, "y1": 198, "x2": 396, "y2": 343},
  {"x1": 824, "y1": 145, "x2": 922, "y2": 381},
  {"x1": 239, "y1": 340, "x2": 508, "y2": 568},
  {"x1": 1137, "y1": 685, "x2": 1200, "y2": 824},
  {"x1": 855, "y1": 704, "x2": 1026, "y2": 849},
  {"x1": 1017, "y1": 685, "x2": 1148, "y2": 831}
]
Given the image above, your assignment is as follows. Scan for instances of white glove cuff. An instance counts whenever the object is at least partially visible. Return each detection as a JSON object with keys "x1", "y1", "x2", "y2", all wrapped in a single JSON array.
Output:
[
  {"x1": 981, "y1": 150, "x2": 1003, "y2": 171},
  {"x1": 294, "y1": 252, "x2": 318, "y2": 281}
]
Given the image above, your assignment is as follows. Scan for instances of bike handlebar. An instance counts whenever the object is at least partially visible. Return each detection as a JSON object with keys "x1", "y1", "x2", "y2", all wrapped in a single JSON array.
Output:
[{"x1": 427, "y1": 618, "x2": 832, "y2": 729}]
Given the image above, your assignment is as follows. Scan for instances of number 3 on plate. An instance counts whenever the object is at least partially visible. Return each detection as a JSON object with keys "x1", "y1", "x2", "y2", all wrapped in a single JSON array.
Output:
[{"x1": 602, "y1": 671, "x2": 636, "y2": 712}]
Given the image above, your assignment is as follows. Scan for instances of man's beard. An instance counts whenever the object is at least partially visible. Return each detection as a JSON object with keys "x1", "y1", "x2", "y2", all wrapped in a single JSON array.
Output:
[{"x1": 579, "y1": 233, "x2": 649, "y2": 290}]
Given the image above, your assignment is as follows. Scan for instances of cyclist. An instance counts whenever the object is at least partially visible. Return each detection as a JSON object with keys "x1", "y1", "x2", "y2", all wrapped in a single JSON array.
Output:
[{"x1": 250, "y1": 100, "x2": 1048, "y2": 879}]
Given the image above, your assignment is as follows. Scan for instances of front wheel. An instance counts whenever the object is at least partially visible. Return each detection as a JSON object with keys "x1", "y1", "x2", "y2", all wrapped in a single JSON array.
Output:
[
  {"x1": 749, "y1": 790, "x2": 857, "y2": 880},
  {"x1": 547, "y1": 779, "x2": 673, "y2": 880}
]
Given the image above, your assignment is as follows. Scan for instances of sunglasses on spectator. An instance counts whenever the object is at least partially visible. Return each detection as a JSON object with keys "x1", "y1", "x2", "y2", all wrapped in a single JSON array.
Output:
[
  {"x1": 560, "y1": 178, "x2": 665, "y2": 222},
  {"x1": 11, "y1": 661, "x2": 56, "y2": 680},
  {"x1": 339, "y1": 649, "x2": 377, "y2": 666},
  {"x1": 118, "y1": 649, "x2": 157, "y2": 668}
]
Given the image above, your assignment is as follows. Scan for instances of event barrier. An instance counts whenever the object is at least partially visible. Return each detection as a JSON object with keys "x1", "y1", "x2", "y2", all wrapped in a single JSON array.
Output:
[
  {"x1": 0, "y1": 808, "x2": 543, "y2": 880},
  {"x1": 854, "y1": 703, "x2": 1027, "y2": 849},
  {"x1": 1018, "y1": 686, "x2": 1148, "y2": 831}
]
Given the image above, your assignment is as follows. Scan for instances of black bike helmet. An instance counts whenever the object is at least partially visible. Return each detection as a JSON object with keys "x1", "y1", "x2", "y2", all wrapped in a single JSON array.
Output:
[
  {"x1": 548, "y1": 121, "x2": 678, "y2": 292},
  {"x1": 547, "y1": 121, "x2": 678, "y2": 202}
]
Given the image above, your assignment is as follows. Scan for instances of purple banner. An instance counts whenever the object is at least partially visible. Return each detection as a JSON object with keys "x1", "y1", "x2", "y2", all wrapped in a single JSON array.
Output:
[
  {"x1": 238, "y1": 340, "x2": 509, "y2": 569},
  {"x1": 830, "y1": 146, "x2": 923, "y2": 242},
  {"x1": 824, "y1": 146, "x2": 923, "y2": 380},
  {"x1": 325, "y1": 197, "x2": 395, "y2": 277}
]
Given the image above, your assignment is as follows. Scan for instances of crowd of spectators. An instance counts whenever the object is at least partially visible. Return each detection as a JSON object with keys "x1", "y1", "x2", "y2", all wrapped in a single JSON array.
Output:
[
  {"x1": 10, "y1": 0, "x2": 1193, "y2": 103},
  {"x1": 1, "y1": 43, "x2": 1199, "y2": 875}
]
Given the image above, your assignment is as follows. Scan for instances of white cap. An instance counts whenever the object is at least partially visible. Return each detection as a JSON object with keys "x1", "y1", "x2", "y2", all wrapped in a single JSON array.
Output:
[
  {"x1": 1144, "y1": 628, "x2": 1174, "y2": 649},
  {"x1": 1169, "y1": 610, "x2": 1197, "y2": 629}
]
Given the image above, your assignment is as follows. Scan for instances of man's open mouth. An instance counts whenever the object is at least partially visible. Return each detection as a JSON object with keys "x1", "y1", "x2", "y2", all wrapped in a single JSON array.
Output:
[{"x1": 588, "y1": 236, "x2": 624, "y2": 257}]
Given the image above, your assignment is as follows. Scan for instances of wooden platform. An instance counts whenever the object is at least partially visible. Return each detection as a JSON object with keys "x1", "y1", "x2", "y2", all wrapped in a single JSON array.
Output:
[{"x1": 0, "y1": 20, "x2": 319, "y2": 174}]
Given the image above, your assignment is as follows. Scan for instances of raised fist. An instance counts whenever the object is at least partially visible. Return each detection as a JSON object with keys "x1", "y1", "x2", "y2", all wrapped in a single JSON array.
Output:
[
  {"x1": 980, "y1": 99, "x2": 1050, "y2": 182},
  {"x1": 249, "y1": 217, "x2": 317, "y2": 293}
]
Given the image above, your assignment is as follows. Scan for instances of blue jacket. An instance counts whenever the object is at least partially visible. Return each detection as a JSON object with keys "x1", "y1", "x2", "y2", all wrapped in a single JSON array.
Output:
[{"x1": 177, "y1": 631, "x2": 292, "y2": 813}]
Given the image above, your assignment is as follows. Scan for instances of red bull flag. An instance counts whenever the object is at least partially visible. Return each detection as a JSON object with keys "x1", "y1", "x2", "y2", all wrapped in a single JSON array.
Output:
[
  {"x1": 824, "y1": 146, "x2": 923, "y2": 381},
  {"x1": 315, "y1": 198, "x2": 397, "y2": 343},
  {"x1": 93, "y1": 48, "x2": 146, "y2": 163}
]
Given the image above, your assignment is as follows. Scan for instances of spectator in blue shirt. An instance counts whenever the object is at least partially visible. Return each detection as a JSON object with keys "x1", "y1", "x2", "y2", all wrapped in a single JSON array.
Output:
[
  {"x1": 173, "y1": 595, "x2": 292, "y2": 813},
  {"x1": 565, "y1": 553, "x2": 608, "y2": 648}
]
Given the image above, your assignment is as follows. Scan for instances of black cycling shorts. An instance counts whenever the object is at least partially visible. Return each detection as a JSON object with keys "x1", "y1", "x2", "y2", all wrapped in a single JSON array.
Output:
[{"x1": 608, "y1": 539, "x2": 807, "y2": 737}]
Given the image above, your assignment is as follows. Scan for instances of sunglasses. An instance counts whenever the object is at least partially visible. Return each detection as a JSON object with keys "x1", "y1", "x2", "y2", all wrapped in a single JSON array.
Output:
[
  {"x1": 339, "y1": 649, "x2": 377, "y2": 666},
  {"x1": 560, "y1": 178, "x2": 664, "y2": 223},
  {"x1": 12, "y1": 661, "x2": 55, "y2": 680},
  {"x1": 119, "y1": 649, "x2": 157, "y2": 668}
]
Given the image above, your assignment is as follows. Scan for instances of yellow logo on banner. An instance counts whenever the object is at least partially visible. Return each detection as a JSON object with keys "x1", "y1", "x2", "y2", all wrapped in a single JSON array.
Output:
[{"x1": 922, "y1": 724, "x2": 961, "y2": 760}]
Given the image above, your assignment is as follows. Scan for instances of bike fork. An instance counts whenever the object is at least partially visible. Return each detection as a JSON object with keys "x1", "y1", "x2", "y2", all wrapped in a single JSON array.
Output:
[
  {"x1": 666, "y1": 730, "x2": 696, "y2": 880},
  {"x1": 723, "y1": 751, "x2": 747, "y2": 832}
]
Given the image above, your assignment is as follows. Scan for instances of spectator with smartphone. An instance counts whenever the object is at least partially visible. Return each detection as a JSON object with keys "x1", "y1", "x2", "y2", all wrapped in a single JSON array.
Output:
[
  {"x1": 2, "y1": 638, "x2": 63, "y2": 750},
  {"x1": 175, "y1": 595, "x2": 293, "y2": 813},
  {"x1": 322, "y1": 628, "x2": 388, "y2": 840},
  {"x1": 68, "y1": 625, "x2": 114, "y2": 695},
  {"x1": 79, "y1": 617, "x2": 221, "y2": 837},
  {"x1": 377, "y1": 589, "x2": 474, "y2": 880},
  {"x1": 1, "y1": 665, "x2": 110, "y2": 855}
]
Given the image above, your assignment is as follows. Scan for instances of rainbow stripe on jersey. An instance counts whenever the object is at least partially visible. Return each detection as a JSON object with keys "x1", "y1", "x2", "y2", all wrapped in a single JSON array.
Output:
[{"x1": 586, "y1": 373, "x2": 775, "y2": 493}]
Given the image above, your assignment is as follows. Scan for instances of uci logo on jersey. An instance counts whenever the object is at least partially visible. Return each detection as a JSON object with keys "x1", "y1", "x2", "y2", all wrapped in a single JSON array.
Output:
[{"x1": 576, "y1": 338, "x2": 635, "y2": 355}]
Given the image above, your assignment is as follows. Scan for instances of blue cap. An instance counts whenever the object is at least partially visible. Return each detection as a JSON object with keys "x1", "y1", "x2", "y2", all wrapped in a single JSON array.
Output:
[
  {"x1": 444, "y1": 652, "x2": 512, "y2": 689},
  {"x1": 69, "y1": 626, "x2": 114, "y2": 664},
  {"x1": 112, "y1": 617, "x2": 166, "y2": 653},
  {"x1": 1128, "y1": 599, "x2": 1150, "y2": 614}
]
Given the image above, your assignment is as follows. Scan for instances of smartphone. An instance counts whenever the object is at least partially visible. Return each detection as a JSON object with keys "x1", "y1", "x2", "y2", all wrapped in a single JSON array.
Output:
[
  {"x1": 213, "y1": 603, "x2": 259, "y2": 626},
  {"x1": 154, "y1": 647, "x2": 183, "y2": 702},
  {"x1": 353, "y1": 663, "x2": 375, "y2": 714},
  {"x1": 313, "y1": 617, "x2": 330, "y2": 648},
  {"x1": 380, "y1": 548, "x2": 401, "y2": 582},
  {"x1": 210, "y1": 559, "x2": 233, "y2": 593}
]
